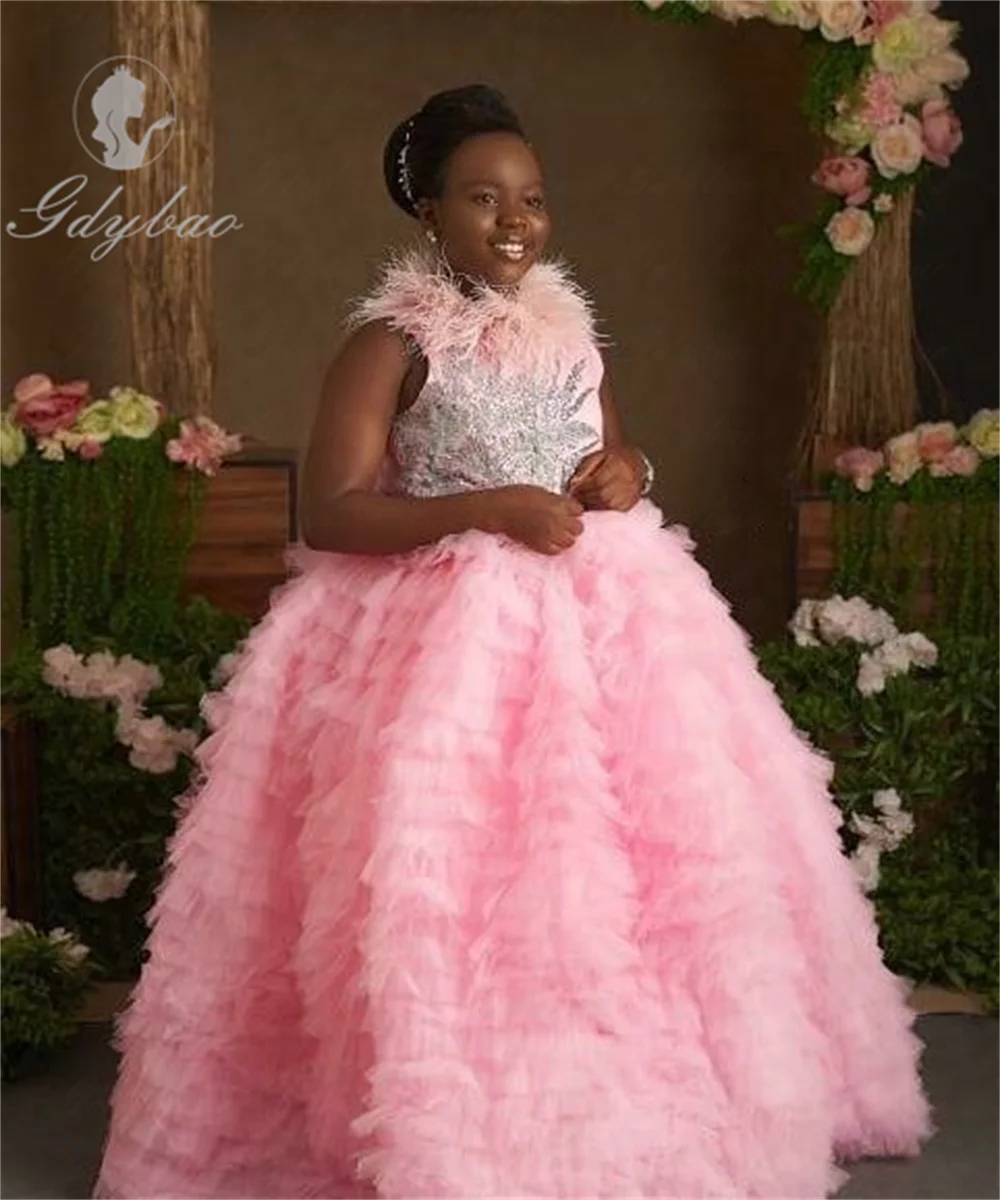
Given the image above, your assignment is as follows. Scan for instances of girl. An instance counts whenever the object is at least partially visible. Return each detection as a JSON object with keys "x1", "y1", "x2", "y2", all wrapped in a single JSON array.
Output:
[{"x1": 95, "y1": 85, "x2": 931, "y2": 1200}]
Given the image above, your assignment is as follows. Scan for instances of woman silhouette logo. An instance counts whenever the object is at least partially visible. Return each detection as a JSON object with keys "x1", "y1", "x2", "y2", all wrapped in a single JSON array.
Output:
[{"x1": 73, "y1": 57, "x2": 176, "y2": 171}]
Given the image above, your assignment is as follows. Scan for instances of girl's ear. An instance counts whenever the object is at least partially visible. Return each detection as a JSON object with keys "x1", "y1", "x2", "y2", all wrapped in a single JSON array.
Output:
[{"x1": 416, "y1": 199, "x2": 438, "y2": 240}]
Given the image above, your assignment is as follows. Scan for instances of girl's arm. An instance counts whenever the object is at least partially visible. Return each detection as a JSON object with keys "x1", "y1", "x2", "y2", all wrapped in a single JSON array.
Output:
[
  {"x1": 300, "y1": 321, "x2": 583, "y2": 557},
  {"x1": 301, "y1": 321, "x2": 505, "y2": 555},
  {"x1": 568, "y1": 355, "x2": 649, "y2": 508}
]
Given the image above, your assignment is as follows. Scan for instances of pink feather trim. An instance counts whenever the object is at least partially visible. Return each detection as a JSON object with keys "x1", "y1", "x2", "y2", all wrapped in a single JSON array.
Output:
[{"x1": 348, "y1": 249, "x2": 602, "y2": 376}]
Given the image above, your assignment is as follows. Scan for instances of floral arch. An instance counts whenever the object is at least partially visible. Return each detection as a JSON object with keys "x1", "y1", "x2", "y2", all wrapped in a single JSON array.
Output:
[{"x1": 640, "y1": 0, "x2": 971, "y2": 471}]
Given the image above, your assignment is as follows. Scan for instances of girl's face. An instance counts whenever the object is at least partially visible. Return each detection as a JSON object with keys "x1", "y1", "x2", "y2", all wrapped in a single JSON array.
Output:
[{"x1": 421, "y1": 132, "x2": 551, "y2": 290}]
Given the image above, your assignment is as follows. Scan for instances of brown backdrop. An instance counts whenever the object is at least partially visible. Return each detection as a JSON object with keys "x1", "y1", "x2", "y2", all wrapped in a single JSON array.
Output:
[{"x1": 2, "y1": 0, "x2": 821, "y2": 641}]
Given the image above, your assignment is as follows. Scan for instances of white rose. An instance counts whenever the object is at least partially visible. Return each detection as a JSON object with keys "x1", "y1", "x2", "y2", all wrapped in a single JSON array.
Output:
[
  {"x1": 851, "y1": 843, "x2": 882, "y2": 893},
  {"x1": 873, "y1": 635, "x2": 915, "y2": 676},
  {"x1": 897, "y1": 631, "x2": 939, "y2": 669},
  {"x1": 826, "y1": 207, "x2": 876, "y2": 256},
  {"x1": 856, "y1": 653, "x2": 887, "y2": 696},
  {"x1": 818, "y1": 0, "x2": 866, "y2": 42},
  {"x1": 713, "y1": 0, "x2": 766, "y2": 21},
  {"x1": 766, "y1": 0, "x2": 819, "y2": 29},
  {"x1": 871, "y1": 115, "x2": 925, "y2": 178},
  {"x1": 73, "y1": 863, "x2": 136, "y2": 903},
  {"x1": 789, "y1": 599, "x2": 821, "y2": 647},
  {"x1": 0, "y1": 411, "x2": 27, "y2": 467}
]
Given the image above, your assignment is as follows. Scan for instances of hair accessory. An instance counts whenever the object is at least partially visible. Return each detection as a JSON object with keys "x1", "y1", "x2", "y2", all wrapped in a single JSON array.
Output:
[{"x1": 397, "y1": 118, "x2": 417, "y2": 209}]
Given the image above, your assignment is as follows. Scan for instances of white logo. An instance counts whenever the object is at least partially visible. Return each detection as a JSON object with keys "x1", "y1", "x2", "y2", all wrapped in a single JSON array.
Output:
[
  {"x1": 6, "y1": 57, "x2": 242, "y2": 260},
  {"x1": 73, "y1": 57, "x2": 176, "y2": 172}
]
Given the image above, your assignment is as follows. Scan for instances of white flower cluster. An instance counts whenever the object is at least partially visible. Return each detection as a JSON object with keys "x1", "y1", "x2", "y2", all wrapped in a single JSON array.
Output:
[
  {"x1": 789, "y1": 594, "x2": 938, "y2": 695},
  {"x1": 849, "y1": 788, "x2": 915, "y2": 893},
  {"x1": 72, "y1": 862, "x2": 137, "y2": 903},
  {"x1": 0, "y1": 907, "x2": 90, "y2": 963},
  {"x1": 42, "y1": 644, "x2": 199, "y2": 774}
]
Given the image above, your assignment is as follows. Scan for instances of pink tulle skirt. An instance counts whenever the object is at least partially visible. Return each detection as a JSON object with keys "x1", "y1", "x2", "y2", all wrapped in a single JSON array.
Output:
[{"x1": 94, "y1": 502, "x2": 931, "y2": 1200}]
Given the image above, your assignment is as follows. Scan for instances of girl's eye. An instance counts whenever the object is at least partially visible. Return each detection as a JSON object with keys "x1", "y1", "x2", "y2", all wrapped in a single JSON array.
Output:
[
  {"x1": 525, "y1": 195, "x2": 546, "y2": 211},
  {"x1": 473, "y1": 192, "x2": 498, "y2": 206}
]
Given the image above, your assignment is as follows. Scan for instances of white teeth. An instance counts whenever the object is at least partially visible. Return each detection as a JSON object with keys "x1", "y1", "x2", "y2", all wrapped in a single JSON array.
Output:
[{"x1": 495, "y1": 243, "x2": 526, "y2": 256}]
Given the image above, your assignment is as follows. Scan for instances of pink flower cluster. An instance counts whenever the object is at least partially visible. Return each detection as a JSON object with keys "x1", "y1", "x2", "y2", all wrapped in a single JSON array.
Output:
[
  {"x1": 833, "y1": 414, "x2": 995, "y2": 491},
  {"x1": 42, "y1": 644, "x2": 199, "y2": 776},
  {"x1": 10, "y1": 374, "x2": 95, "y2": 445},
  {"x1": 166, "y1": 416, "x2": 243, "y2": 477}
]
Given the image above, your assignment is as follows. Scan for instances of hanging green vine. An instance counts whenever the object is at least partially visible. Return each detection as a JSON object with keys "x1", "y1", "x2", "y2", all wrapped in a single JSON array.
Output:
[{"x1": 826, "y1": 460, "x2": 999, "y2": 638}]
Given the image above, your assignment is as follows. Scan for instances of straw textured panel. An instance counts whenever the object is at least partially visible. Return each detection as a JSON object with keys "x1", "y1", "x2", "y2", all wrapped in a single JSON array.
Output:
[{"x1": 110, "y1": 0, "x2": 214, "y2": 414}]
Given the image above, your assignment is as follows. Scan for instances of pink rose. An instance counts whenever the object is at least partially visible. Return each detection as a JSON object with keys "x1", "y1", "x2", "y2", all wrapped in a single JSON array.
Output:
[
  {"x1": 915, "y1": 420, "x2": 958, "y2": 463},
  {"x1": 858, "y1": 72, "x2": 903, "y2": 128},
  {"x1": 834, "y1": 446, "x2": 885, "y2": 491},
  {"x1": 921, "y1": 99, "x2": 963, "y2": 167},
  {"x1": 811, "y1": 156, "x2": 872, "y2": 206},
  {"x1": 928, "y1": 444, "x2": 979, "y2": 477},
  {"x1": 12, "y1": 374, "x2": 90, "y2": 438},
  {"x1": 867, "y1": 0, "x2": 909, "y2": 31},
  {"x1": 78, "y1": 438, "x2": 104, "y2": 460}
]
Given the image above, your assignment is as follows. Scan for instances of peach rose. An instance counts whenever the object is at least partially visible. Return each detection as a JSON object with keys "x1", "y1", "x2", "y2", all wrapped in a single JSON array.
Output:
[
  {"x1": 921, "y1": 99, "x2": 963, "y2": 167},
  {"x1": 825, "y1": 207, "x2": 875, "y2": 256},
  {"x1": 885, "y1": 430, "x2": 922, "y2": 484},
  {"x1": 818, "y1": 0, "x2": 866, "y2": 42},
  {"x1": 915, "y1": 420, "x2": 958, "y2": 463},
  {"x1": 871, "y1": 115, "x2": 925, "y2": 178},
  {"x1": 811, "y1": 156, "x2": 872, "y2": 206},
  {"x1": 928, "y1": 444, "x2": 979, "y2": 477}
]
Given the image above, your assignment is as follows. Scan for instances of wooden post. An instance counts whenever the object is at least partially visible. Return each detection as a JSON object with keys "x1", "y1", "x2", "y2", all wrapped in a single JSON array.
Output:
[{"x1": 109, "y1": 0, "x2": 214, "y2": 414}]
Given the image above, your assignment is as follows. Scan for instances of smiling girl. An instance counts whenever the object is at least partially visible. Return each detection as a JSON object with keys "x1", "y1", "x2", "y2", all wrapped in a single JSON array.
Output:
[{"x1": 95, "y1": 85, "x2": 930, "y2": 1200}]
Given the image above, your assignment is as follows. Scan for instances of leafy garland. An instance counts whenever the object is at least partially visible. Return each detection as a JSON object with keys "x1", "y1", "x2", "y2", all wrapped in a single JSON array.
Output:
[
  {"x1": 638, "y1": 0, "x2": 970, "y2": 309},
  {"x1": 823, "y1": 410, "x2": 999, "y2": 634}
]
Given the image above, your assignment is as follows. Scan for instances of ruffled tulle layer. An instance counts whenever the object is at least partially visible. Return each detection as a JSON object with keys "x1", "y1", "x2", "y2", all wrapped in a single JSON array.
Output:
[{"x1": 95, "y1": 502, "x2": 931, "y2": 1200}]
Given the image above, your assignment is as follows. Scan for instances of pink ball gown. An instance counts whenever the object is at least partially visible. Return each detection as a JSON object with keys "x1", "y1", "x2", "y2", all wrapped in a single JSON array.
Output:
[{"x1": 94, "y1": 252, "x2": 931, "y2": 1200}]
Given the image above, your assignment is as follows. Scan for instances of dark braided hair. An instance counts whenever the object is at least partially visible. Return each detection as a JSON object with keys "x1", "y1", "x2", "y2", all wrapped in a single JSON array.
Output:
[{"x1": 383, "y1": 85, "x2": 526, "y2": 218}]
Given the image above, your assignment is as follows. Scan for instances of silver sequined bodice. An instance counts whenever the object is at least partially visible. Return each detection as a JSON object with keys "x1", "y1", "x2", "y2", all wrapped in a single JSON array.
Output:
[{"x1": 389, "y1": 348, "x2": 605, "y2": 498}]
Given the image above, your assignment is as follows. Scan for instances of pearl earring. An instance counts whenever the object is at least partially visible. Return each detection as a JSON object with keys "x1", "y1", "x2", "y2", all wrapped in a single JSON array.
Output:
[{"x1": 426, "y1": 230, "x2": 437, "y2": 244}]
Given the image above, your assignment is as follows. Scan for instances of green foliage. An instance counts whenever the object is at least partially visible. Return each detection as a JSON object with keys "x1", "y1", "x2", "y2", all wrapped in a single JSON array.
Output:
[
  {"x1": 2, "y1": 600, "x2": 250, "y2": 979},
  {"x1": 1, "y1": 926, "x2": 95, "y2": 1081},
  {"x1": 757, "y1": 630, "x2": 999, "y2": 1005},
  {"x1": 799, "y1": 32, "x2": 870, "y2": 133},
  {"x1": 1, "y1": 423, "x2": 205, "y2": 655},
  {"x1": 825, "y1": 462, "x2": 999, "y2": 637}
]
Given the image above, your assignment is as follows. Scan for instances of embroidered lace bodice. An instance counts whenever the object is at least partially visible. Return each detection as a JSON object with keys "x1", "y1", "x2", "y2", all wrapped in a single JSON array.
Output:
[
  {"x1": 389, "y1": 348, "x2": 604, "y2": 498},
  {"x1": 351, "y1": 252, "x2": 606, "y2": 500}
]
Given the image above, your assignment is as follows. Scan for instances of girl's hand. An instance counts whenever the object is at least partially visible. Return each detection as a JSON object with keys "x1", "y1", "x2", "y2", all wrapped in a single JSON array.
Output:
[
  {"x1": 489, "y1": 485, "x2": 585, "y2": 555},
  {"x1": 568, "y1": 447, "x2": 646, "y2": 511}
]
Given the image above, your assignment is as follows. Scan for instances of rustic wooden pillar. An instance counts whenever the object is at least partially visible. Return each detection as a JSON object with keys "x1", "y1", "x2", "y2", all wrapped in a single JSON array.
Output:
[{"x1": 110, "y1": 0, "x2": 214, "y2": 414}]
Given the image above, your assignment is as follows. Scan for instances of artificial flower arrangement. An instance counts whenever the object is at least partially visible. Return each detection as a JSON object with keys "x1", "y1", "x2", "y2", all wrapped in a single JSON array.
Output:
[
  {"x1": 1, "y1": 373, "x2": 250, "y2": 981},
  {"x1": 1, "y1": 908, "x2": 94, "y2": 1080},
  {"x1": 832, "y1": 408, "x2": 1000, "y2": 490},
  {"x1": 640, "y1": 0, "x2": 971, "y2": 307},
  {"x1": 1, "y1": 374, "x2": 243, "y2": 651},
  {"x1": 815, "y1": 410, "x2": 999, "y2": 638},
  {"x1": 756, "y1": 591, "x2": 997, "y2": 1005},
  {"x1": 1, "y1": 372, "x2": 241, "y2": 473}
]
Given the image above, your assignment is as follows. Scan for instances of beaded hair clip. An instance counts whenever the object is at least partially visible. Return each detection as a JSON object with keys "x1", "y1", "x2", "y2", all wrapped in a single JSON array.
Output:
[{"x1": 397, "y1": 118, "x2": 417, "y2": 209}]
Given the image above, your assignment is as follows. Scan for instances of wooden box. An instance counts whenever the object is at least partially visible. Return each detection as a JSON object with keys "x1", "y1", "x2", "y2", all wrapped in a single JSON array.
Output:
[{"x1": 184, "y1": 447, "x2": 298, "y2": 619}]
